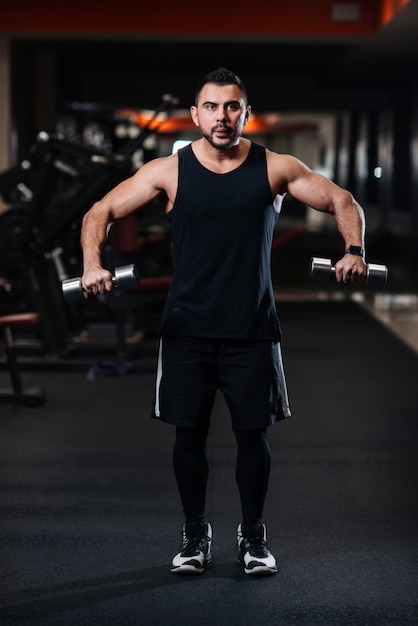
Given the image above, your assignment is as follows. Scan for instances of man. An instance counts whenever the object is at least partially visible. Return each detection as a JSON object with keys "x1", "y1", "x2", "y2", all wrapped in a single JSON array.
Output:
[{"x1": 80, "y1": 67, "x2": 367, "y2": 576}]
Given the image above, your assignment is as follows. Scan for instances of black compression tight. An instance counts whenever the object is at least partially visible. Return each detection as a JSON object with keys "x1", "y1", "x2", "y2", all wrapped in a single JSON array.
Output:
[
  {"x1": 172, "y1": 425, "x2": 271, "y2": 525},
  {"x1": 234, "y1": 428, "x2": 271, "y2": 525},
  {"x1": 173, "y1": 425, "x2": 210, "y2": 524}
]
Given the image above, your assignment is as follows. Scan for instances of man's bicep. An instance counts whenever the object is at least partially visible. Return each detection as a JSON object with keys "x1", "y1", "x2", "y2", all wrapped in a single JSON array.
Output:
[
  {"x1": 287, "y1": 169, "x2": 340, "y2": 213},
  {"x1": 107, "y1": 165, "x2": 164, "y2": 219}
]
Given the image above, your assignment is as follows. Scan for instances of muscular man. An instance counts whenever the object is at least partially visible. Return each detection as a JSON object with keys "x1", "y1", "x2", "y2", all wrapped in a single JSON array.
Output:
[{"x1": 80, "y1": 67, "x2": 366, "y2": 576}]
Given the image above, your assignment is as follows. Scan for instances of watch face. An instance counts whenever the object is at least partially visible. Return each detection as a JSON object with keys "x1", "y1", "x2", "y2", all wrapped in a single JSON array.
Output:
[{"x1": 346, "y1": 246, "x2": 364, "y2": 256}]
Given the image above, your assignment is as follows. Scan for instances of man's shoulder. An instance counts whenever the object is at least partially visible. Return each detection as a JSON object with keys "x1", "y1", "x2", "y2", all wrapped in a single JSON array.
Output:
[
  {"x1": 265, "y1": 150, "x2": 305, "y2": 174},
  {"x1": 144, "y1": 151, "x2": 179, "y2": 178},
  {"x1": 133, "y1": 152, "x2": 180, "y2": 200},
  {"x1": 265, "y1": 148, "x2": 293, "y2": 163},
  {"x1": 264, "y1": 150, "x2": 308, "y2": 195}
]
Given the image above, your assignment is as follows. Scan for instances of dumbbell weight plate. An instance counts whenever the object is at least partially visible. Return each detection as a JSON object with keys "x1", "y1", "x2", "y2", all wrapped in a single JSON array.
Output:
[
  {"x1": 114, "y1": 264, "x2": 140, "y2": 288},
  {"x1": 62, "y1": 277, "x2": 87, "y2": 301},
  {"x1": 310, "y1": 257, "x2": 333, "y2": 282},
  {"x1": 366, "y1": 263, "x2": 388, "y2": 287}
]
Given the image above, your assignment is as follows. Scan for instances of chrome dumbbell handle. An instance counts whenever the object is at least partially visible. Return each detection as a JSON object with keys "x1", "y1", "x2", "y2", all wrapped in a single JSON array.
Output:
[{"x1": 310, "y1": 257, "x2": 388, "y2": 287}]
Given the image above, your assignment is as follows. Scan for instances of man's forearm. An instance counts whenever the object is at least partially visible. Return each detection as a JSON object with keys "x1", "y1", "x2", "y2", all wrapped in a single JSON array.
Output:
[
  {"x1": 333, "y1": 194, "x2": 365, "y2": 251},
  {"x1": 80, "y1": 203, "x2": 110, "y2": 270}
]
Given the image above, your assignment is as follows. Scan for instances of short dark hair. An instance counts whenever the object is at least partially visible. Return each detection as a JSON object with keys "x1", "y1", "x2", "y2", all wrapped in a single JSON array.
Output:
[{"x1": 194, "y1": 67, "x2": 248, "y2": 105}]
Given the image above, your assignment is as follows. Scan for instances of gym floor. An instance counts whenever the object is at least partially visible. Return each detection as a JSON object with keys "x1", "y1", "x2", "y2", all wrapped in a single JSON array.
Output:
[{"x1": 0, "y1": 229, "x2": 417, "y2": 625}]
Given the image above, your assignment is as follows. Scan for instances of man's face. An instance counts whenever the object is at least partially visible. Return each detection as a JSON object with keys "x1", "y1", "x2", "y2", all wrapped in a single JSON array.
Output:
[{"x1": 190, "y1": 83, "x2": 251, "y2": 150}]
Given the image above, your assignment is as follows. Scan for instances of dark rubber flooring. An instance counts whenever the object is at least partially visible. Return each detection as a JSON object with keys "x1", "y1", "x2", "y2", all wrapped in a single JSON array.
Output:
[{"x1": 0, "y1": 301, "x2": 417, "y2": 625}]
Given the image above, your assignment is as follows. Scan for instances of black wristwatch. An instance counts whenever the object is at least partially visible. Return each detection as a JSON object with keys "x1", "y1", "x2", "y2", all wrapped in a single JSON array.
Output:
[{"x1": 345, "y1": 245, "x2": 365, "y2": 257}]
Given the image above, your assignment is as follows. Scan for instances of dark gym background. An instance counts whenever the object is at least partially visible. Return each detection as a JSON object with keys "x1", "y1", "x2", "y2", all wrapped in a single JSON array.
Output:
[{"x1": 1, "y1": 2, "x2": 418, "y2": 624}]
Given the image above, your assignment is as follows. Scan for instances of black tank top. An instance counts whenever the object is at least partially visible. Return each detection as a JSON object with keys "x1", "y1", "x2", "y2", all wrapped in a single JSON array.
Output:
[{"x1": 160, "y1": 141, "x2": 283, "y2": 341}]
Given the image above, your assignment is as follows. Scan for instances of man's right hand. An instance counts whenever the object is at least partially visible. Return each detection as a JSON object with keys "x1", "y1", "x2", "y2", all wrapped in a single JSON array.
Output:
[{"x1": 81, "y1": 267, "x2": 114, "y2": 296}]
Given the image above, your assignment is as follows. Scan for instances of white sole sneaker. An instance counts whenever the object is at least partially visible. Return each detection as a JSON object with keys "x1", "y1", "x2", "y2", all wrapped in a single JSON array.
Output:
[
  {"x1": 171, "y1": 522, "x2": 212, "y2": 575},
  {"x1": 237, "y1": 523, "x2": 277, "y2": 575}
]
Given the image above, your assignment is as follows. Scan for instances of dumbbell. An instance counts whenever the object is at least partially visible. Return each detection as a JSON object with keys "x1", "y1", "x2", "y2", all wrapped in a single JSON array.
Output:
[
  {"x1": 310, "y1": 257, "x2": 388, "y2": 287},
  {"x1": 62, "y1": 264, "x2": 139, "y2": 302}
]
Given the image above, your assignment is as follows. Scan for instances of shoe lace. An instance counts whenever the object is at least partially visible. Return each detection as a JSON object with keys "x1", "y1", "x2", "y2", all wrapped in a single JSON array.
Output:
[
  {"x1": 180, "y1": 533, "x2": 207, "y2": 557},
  {"x1": 241, "y1": 535, "x2": 269, "y2": 559}
]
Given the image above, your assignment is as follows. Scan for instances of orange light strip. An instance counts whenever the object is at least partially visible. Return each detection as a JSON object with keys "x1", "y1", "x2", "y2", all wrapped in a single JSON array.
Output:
[
  {"x1": 116, "y1": 109, "x2": 318, "y2": 135},
  {"x1": 380, "y1": 0, "x2": 411, "y2": 26}
]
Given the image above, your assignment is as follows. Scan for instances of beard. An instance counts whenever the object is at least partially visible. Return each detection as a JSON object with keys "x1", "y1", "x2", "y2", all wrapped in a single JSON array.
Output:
[{"x1": 201, "y1": 125, "x2": 241, "y2": 151}]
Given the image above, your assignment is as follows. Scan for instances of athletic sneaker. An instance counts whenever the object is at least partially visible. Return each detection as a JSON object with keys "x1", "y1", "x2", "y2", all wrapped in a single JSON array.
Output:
[
  {"x1": 237, "y1": 522, "x2": 277, "y2": 575},
  {"x1": 171, "y1": 521, "x2": 212, "y2": 575}
]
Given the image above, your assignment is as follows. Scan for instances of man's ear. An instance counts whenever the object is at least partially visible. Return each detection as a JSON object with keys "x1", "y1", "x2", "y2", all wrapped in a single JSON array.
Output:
[{"x1": 190, "y1": 105, "x2": 199, "y2": 127}]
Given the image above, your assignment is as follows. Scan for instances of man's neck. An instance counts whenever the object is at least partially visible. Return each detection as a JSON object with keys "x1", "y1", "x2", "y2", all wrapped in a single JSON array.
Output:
[{"x1": 192, "y1": 137, "x2": 251, "y2": 173}]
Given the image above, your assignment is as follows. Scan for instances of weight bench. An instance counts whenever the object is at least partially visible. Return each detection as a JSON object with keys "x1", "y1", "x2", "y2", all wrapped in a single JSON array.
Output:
[{"x1": 0, "y1": 312, "x2": 46, "y2": 406}]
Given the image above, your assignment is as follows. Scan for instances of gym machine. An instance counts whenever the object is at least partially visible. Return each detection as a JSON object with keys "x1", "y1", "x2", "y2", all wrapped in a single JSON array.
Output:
[{"x1": 0, "y1": 95, "x2": 178, "y2": 358}]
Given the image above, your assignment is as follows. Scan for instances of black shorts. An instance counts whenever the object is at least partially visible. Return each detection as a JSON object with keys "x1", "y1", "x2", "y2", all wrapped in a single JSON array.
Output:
[{"x1": 153, "y1": 336, "x2": 291, "y2": 430}]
